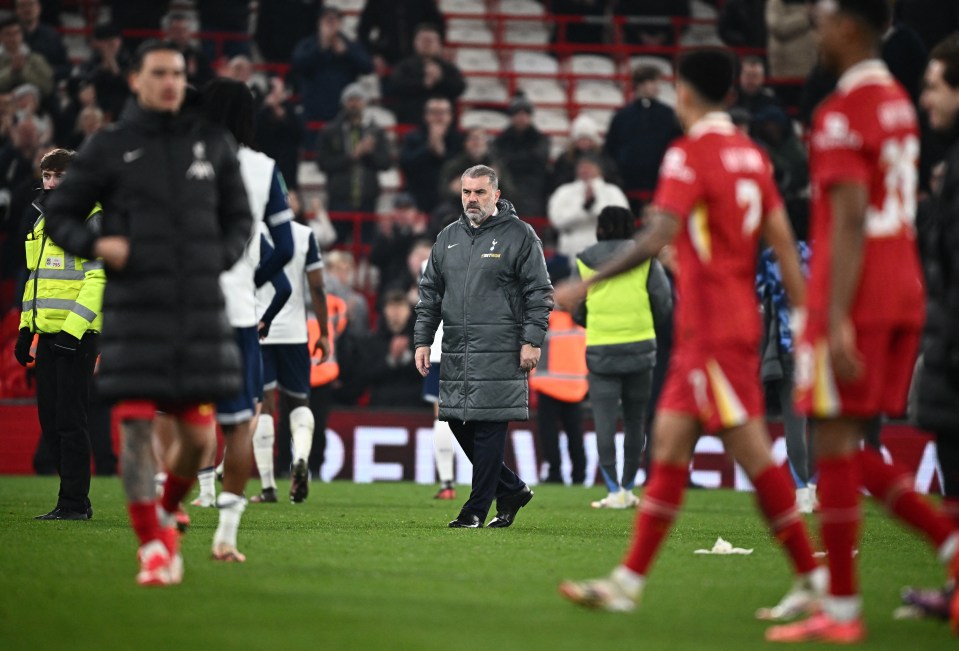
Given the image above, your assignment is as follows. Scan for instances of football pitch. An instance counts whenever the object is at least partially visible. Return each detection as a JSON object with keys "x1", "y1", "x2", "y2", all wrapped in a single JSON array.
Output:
[{"x1": 0, "y1": 477, "x2": 955, "y2": 651}]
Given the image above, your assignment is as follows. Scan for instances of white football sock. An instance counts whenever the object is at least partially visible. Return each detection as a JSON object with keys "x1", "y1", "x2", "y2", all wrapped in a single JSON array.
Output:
[
  {"x1": 196, "y1": 466, "x2": 216, "y2": 501},
  {"x1": 252, "y1": 416, "x2": 276, "y2": 490},
  {"x1": 823, "y1": 595, "x2": 862, "y2": 622},
  {"x1": 612, "y1": 565, "x2": 646, "y2": 600},
  {"x1": 290, "y1": 406, "x2": 315, "y2": 464},
  {"x1": 433, "y1": 418, "x2": 455, "y2": 485},
  {"x1": 154, "y1": 472, "x2": 167, "y2": 498},
  {"x1": 213, "y1": 492, "x2": 246, "y2": 549}
]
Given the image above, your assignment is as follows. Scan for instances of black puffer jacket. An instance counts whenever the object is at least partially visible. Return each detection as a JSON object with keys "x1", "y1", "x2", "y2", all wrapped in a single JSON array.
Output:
[
  {"x1": 917, "y1": 137, "x2": 959, "y2": 432},
  {"x1": 414, "y1": 200, "x2": 553, "y2": 422},
  {"x1": 44, "y1": 102, "x2": 253, "y2": 403}
]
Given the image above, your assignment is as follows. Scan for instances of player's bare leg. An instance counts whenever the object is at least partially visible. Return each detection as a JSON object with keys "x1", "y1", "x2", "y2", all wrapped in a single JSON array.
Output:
[{"x1": 560, "y1": 412, "x2": 698, "y2": 611}]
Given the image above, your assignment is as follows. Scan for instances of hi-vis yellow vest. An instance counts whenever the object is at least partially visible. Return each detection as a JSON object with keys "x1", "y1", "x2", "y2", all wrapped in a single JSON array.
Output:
[
  {"x1": 576, "y1": 258, "x2": 655, "y2": 346},
  {"x1": 20, "y1": 205, "x2": 105, "y2": 337}
]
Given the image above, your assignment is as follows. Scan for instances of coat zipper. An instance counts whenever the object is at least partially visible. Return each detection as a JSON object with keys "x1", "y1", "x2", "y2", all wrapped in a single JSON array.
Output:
[
  {"x1": 31, "y1": 227, "x2": 48, "y2": 333},
  {"x1": 462, "y1": 226, "x2": 475, "y2": 422}
]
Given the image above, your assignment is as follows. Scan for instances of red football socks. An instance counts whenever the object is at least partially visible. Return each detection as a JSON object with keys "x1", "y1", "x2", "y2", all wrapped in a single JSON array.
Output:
[
  {"x1": 943, "y1": 497, "x2": 959, "y2": 530},
  {"x1": 858, "y1": 447, "x2": 954, "y2": 549},
  {"x1": 160, "y1": 473, "x2": 195, "y2": 515},
  {"x1": 818, "y1": 455, "x2": 861, "y2": 597},
  {"x1": 128, "y1": 501, "x2": 160, "y2": 546},
  {"x1": 753, "y1": 464, "x2": 818, "y2": 575},
  {"x1": 622, "y1": 462, "x2": 687, "y2": 576}
]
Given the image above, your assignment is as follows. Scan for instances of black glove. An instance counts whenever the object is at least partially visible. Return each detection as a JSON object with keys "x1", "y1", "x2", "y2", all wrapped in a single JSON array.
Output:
[
  {"x1": 258, "y1": 320, "x2": 271, "y2": 340},
  {"x1": 14, "y1": 328, "x2": 33, "y2": 366},
  {"x1": 53, "y1": 331, "x2": 80, "y2": 357}
]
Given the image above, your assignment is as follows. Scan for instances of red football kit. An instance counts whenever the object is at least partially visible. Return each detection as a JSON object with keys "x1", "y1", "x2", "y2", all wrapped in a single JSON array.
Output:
[
  {"x1": 796, "y1": 60, "x2": 925, "y2": 419},
  {"x1": 652, "y1": 112, "x2": 783, "y2": 433}
]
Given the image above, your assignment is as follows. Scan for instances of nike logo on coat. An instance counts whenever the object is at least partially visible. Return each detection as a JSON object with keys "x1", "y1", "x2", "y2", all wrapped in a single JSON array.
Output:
[
  {"x1": 447, "y1": 243, "x2": 459, "y2": 248},
  {"x1": 123, "y1": 149, "x2": 143, "y2": 163}
]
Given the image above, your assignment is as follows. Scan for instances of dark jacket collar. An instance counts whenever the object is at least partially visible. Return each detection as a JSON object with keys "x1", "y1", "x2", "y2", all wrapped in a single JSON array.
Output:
[
  {"x1": 458, "y1": 198, "x2": 518, "y2": 231},
  {"x1": 119, "y1": 100, "x2": 188, "y2": 132}
]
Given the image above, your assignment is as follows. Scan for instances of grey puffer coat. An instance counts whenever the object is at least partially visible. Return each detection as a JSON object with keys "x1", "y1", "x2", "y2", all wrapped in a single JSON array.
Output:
[{"x1": 414, "y1": 200, "x2": 552, "y2": 422}]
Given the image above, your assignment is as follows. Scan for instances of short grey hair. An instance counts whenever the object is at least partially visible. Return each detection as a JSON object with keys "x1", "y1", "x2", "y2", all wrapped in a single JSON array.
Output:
[{"x1": 461, "y1": 164, "x2": 498, "y2": 191}]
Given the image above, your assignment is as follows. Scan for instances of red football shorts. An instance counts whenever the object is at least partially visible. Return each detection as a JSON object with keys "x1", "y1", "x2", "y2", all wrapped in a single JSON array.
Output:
[
  {"x1": 114, "y1": 400, "x2": 217, "y2": 426},
  {"x1": 794, "y1": 323, "x2": 920, "y2": 419},
  {"x1": 658, "y1": 339, "x2": 764, "y2": 434}
]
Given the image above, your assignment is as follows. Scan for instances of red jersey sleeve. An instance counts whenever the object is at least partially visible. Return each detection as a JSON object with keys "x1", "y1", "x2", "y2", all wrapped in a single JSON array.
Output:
[
  {"x1": 811, "y1": 105, "x2": 871, "y2": 189},
  {"x1": 652, "y1": 143, "x2": 702, "y2": 219}
]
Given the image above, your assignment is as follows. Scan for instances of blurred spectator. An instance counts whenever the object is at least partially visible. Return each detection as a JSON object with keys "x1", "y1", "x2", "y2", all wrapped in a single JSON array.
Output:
[
  {"x1": 895, "y1": 0, "x2": 959, "y2": 53},
  {"x1": 196, "y1": 0, "x2": 253, "y2": 60},
  {"x1": 493, "y1": 95, "x2": 551, "y2": 218},
  {"x1": 221, "y1": 55, "x2": 265, "y2": 107},
  {"x1": 615, "y1": 0, "x2": 689, "y2": 47},
  {"x1": 163, "y1": 11, "x2": 215, "y2": 87},
  {"x1": 80, "y1": 22, "x2": 132, "y2": 122},
  {"x1": 402, "y1": 238, "x2": 433, "y2": 305},
  {"x1": 291, "y1": 7, "x2": 373, "y2": 138},
  {"x1": 388, "y1": 23, "x2": 465, "y2": 125},
  {"x1": 370, "y1": 193, "x2": 428, "y2": 297},
  {"x1": 750, "y1": 105, "x2": 809, "y2": 240},
  {"x1": 883, "y1": 19, "x2": 928, "y2": 106},
  {"x1": 316, "y1": 82, "x2": 392, "y2": 241},
  {"x1": 54, "y1": 79, "x2": 95, "y2": 146},
  {"x1": 0, "y1": 16, "x2": 53, "y2": 98},
  {"x1": 399, "y1": 96, "x2": 463, "y2": 214},
  {"x1": 109, "y1": 0, "x2": 170, "y2": 51},
  {"x1": 551, "y1": 0, "x2": 607, "y2": 45},
  {"x1": 12, "y1": 83, "x2": 51, "y2": 144},
  {"x1": 359, "y1": 289, "x2": 422, "y2": 408},
  {"x1": 289, "y1": 189, "x2": 336, "y2": 251},
  {"x1": 439, "y1": 127, "x2": 511, "y2": 203},
  {"x1": 15, "y1": 0, "x2": 68, "y2": 80},
  {"x1": 718, "y1": 0, "x2": 767, "y2": 48},
  {"x1": 548, "y1": 154, "x2": 629, "y2": 260},
  {"x1": 65, "y1": 105, "x2": 104, "y2": 151},
  {"x1": 731, "y1": 55, "x2": 781, "y2": 116},
  {"x1": 551, "y1": 113, "x2": 621, "y2": 190},
  {"x1": 0, "y1": 117, "x2": 41, "y2": 217},
  {"x1": 429, "y1": 175, "x2": 464, "y2": 234},
  {"x1": 255, "y1": 75, "x2": 304, "y2": 191},
  {"x1": 324, "y1": 250, "x2": 370, "y2": 338},
  {"x1": 540, "y1": 226, "x2": 572, "y2": 285},
  {"x1": 604, "y1": 66, "x2": 681, "y2": 210},
  {"x1": 358, "y1": 0, "x2": 446, "y2": 73},
  {"x1": 766, "y1": 0, "x2": 817, "y2": 79},
  {"x1": 255, "y1": 0, "x2": 321, "y2": 63},
  {"x1": 728, "y1": 105, "x2": 752, "y2": 134}
]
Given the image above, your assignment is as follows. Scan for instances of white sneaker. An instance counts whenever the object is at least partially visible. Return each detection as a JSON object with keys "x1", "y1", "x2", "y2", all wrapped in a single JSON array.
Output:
[
  {"x1": 136, "y1": 540, "x2": 172, "y2": 586},
  {"x1": 796, "y1": 487, "x2": 814, "y2": 515},
  {"x1": 560, "y1": 570, "x2": 641, "y2": 612},
  {"x1": 190, "y1": 494, "x2": 216, "y2": 508},
  {"x1": 756, "y1": 567, "x2": 827, "y2": 621},
  {"x1": 623, "y1": 491, "x2": 640, "y2": 508},
  {"x1": 591, "y1": 490, "x2": 628, "y2": 509}
]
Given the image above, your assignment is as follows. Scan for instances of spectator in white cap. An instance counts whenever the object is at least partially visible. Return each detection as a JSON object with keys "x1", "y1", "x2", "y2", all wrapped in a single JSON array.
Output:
[
  {"x1": 551, "y1": 113, "x2": 622, "y2": 190},
  {"x1": 315, "y1": 81, "x2": 392, "y2": 242}
]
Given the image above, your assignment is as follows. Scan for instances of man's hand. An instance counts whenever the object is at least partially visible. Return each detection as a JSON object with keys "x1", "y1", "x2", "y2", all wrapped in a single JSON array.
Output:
[
  {"x1": 415, "y1": 346, "x2": 431, "y2": 377},
  {"x1": 423, "y1": 60, "x2": 442, "y2": 87},
  {"x1": 554, "y1": 279, "x2": 588, "y2": 311},
  {"x1": 257, "y1": 320, "x2": 271, "y2": 340},
  {"x1": 14, "y1": 328, "x2": 33, "y2": 366},
  {"x1": 828, "y1": 317, "x2": 864, "y2": 381},
  {"x1": 313, "y1": 335, "x2": 330, "y2": 363},
  {"x1": 520, "y1": 343, "x2": 540, "y2": 373},
  {"x1": 389, "y1": 335, "x2": 410, "y2": 361},
  {"x1": 93, "y1": 236, "x2": 130, "y2": 271}
]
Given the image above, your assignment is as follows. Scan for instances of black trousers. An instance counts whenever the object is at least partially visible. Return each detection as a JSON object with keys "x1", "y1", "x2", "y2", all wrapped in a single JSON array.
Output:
[
  {"x1": 536, "y1": 393, "x2": 586, "y2": 484},
  {"x1": 449, "y1": 420, "x2": 526, "y2": 520},
  {"x1": 34, "y1": 332, "x2": 99, "y2": 512}
]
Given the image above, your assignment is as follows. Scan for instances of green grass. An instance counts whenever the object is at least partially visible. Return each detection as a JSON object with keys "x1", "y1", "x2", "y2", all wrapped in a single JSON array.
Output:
[{"x1": 0, "y1": 477, "x2": 955, "y2": 650}]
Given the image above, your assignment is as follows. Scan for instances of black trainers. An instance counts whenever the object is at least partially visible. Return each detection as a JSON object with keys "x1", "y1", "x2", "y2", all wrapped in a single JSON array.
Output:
[
  {"x1": 35, "y1": 507, "x2": 90, "y2": 521},
  {"x1": 250, "y1": 487, "x2": 278, "y2": 503},
  {"x1": 290, "y1": 460, "x2": 310, "y2": 503}
]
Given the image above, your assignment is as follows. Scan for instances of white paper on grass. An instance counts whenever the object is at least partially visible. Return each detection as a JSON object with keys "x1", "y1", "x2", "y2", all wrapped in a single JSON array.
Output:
[{"x1": 694, "y1": 537, "x2": 754, "y2": 555}]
